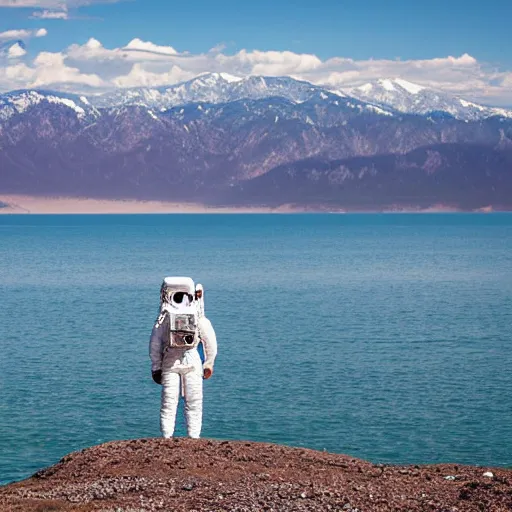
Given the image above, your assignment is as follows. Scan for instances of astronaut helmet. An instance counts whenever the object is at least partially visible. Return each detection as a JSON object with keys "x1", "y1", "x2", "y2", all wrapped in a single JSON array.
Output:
[{"x1": 160, "y1": 276, "x2": 195, "y2": 308}]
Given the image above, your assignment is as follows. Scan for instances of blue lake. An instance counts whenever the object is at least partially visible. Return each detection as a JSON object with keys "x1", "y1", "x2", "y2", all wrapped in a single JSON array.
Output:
[{"x1": 0, "y1": 213, "x2": 511, "y2": 485}]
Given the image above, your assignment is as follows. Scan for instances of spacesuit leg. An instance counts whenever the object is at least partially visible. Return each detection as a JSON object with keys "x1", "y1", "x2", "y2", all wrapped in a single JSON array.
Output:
[
  {"x1": 183, "y1": 367, "x2": 203, "y2": 438},
  {"x1": 160, "y1": 370, "x2": 181, "y2": 438}
]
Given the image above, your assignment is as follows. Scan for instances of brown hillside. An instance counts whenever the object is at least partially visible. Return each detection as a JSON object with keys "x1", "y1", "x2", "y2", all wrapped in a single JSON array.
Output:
[{"x1": 1, "y1": 438, "x2": 510, "y2": 511}]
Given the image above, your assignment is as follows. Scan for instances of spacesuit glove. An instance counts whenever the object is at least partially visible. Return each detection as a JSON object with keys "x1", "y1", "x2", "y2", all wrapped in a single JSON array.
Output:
[
  {"x1": 203, "y1": 363, "x2": 214, "y2": 380},
  {"x1": 152, "y1": 370, "x2": 162, "y2": 385}
]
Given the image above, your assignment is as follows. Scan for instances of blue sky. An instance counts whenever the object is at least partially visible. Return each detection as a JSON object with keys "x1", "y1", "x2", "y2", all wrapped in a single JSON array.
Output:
[
  {"x1": 0, "y1": 0, "x2": 511, "y2": 104},
  {"x1": 2, "y1": 0, "x2": 511, "y2": 63}
]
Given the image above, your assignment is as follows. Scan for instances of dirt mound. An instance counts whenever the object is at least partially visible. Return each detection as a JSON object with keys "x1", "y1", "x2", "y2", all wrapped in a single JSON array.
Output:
[{"x1": 1, "y1": 438, "x2": 510, "y2": 511}]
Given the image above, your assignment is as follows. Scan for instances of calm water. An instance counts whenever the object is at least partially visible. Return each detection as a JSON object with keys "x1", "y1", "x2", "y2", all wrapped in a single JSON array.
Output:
[{"x1": 1, "y1": 213, "x2": 511, "y2": 485}]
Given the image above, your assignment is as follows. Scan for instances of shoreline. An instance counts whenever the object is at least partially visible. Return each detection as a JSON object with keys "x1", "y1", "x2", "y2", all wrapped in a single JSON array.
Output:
[
  {"x1": 0, "y1": 194, "x2": 503, "y2": 214},
  {"x1": 0, "y1": 195, "x2": 300, "y2": 214}
]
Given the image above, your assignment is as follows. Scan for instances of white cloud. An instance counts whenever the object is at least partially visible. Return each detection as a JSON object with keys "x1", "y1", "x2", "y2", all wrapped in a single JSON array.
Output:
[
  {"x1": 30, "y1": 51, "x2": 104, "y2": 87},
  {"x1": 1, "y1": 35, "x2": 512, "y2": 105},
  {"x1": 219, "y1": 49, "x2": 323, "y2": 76},
  {"x1": 0, "y1": 62, "x2": 35, "y2": 90},
  {"x1": 0, "y1": 28, "x2": 47, "y2": 41},
  {"x1": 0, "y1": 0, "x2": 64, "y2": 6},
  {"x1": 0, "y1": 50, "x2": 104, "y2": 90},
  {"x1": 67, "y1": 38, "x2": 179, "y2": 63},
  {"x1": 501, "y1": 74, "x2": 512, "y2": 88},
  {"x1": 113, "y1": 63, "x2": 193, "y2": 88},
  {"x1": 299, "y1": 53, "x2": 480, "y2": 90},
  {"x1": 7, "y1": 42, "x2": 27, "y2": 59},
  {"x1": 0, "y1": 29, "x2": 31, "y2": 41},
  {"x1": 0, "y1": 0, "x2": 120, "y2": 6},
  {"x1": 1, "y1": 0, "x2": 126, "y2": 20},
  {"x1": 31, "y1": 9, "x2": 68, "y2": 18},
  {"x1": 124, "y1": 39, "x2": 177, "y2": 56}
]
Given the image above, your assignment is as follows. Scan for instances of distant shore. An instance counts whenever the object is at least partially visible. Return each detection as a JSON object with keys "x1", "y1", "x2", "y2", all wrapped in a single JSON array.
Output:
[
  {"x1": 0, "y1": 194, "x2": 499, "y2": 214},
  {"x1": 0, "y1": 195, "x2": 303, "y2": 214}
]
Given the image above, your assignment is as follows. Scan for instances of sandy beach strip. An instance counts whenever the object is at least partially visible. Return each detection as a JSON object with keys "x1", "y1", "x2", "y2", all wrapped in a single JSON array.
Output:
[
  {"x1": 0, "y1": 195, "x2": 496, "y2": 214},
  {"x1": 0, "y1": 195, "x2": 302, "y2": 214}
]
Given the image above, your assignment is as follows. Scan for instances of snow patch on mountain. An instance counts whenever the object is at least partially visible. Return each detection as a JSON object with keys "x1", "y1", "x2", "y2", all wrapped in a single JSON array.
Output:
[
  {"x1": 218, "y1": 72, "x2": 243, "y2": 83},
  {"x1": 0, "y1": 90, "x2": 96, "y2": 121},
  {"x1": 347, "y1": 78, "x2": 512, "y2": 120},
  {"x1": 379, "y1": 79, "x2": 396, "y2": 92},
  {"x1": 393, "y1": 78, "x2": 425, "y2": 95},
  {"x1": 365, "y1": 104, "x2": 393, "y2": 116},
  {"x1": 459, "y1": 99, "x2": 484, "y2": 111},
  {"x1": 147, "y1": 109, "x2": 158, "y2": 120},
  {"x1": 46, "y1": 97, "x2": 85, "y2": 116}
]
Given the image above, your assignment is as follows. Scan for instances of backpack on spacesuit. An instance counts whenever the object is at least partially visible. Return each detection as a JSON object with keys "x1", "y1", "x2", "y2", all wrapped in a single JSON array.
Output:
[{"x1": 157, "y1": 277, "x2": 203, "y2": 350}]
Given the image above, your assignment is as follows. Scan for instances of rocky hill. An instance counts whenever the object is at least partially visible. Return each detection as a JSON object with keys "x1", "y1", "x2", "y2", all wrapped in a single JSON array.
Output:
[{"x1": 0, "y1": 438, "x2": 510, "y2": 511}]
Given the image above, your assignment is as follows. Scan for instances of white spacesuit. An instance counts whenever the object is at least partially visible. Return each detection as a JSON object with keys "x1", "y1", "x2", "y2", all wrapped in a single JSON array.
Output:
[{"x1": 149, "y1": 277, "x2": 217, "y2": 438}]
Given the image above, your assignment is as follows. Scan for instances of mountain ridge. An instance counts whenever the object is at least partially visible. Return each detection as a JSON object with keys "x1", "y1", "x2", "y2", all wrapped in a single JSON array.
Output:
[
  {"x1": 1, "y1": 75, "x2": 512, "y2": 210},
  {"x1": 3, "y1": 73, "x2": 509, "y2": 121},
  {"x1": 346, "y1": 78, "x2": 512, "y2": 121}
]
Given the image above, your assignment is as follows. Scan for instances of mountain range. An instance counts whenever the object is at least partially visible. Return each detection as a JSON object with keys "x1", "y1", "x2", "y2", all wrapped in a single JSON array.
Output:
[{"x1": 0, "y1": 73, "x2": 511, "y2": 210}]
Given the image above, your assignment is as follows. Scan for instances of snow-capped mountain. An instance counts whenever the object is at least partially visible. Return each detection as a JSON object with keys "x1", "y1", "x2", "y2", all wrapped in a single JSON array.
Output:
[
  {"x1": 0, "y1": 76, "x2": 398, "y2": 126},
  {"x1": 0, "y1": 89, "x2": 99, "y2": 122},
  {"x1": 89, "y1": 72, "x2": 345, "y2": 110},
  {"x1": 346, "y1": 78, "x2": 512, "y2": 121},
  {"x1": 1, "y1": 78, "x2": 512, "y2": 210},
  {"x1": 5, "y1": 74, "x2": 509, "y2": 123},
  {"x1": 88, "y1": 73, "x2": 512, "y2": 121}
]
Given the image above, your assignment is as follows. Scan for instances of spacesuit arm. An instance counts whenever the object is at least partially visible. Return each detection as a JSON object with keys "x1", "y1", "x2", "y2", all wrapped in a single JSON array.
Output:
[
  {"x1": 149, "y1": 316, "x2": 167, "y2": 372},
  {"x1": 199, "y1": 316, "x2": 217, "y2": 370}
]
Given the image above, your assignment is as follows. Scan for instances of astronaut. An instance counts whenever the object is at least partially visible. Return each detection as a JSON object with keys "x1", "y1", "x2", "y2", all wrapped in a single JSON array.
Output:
[{"x1": 149, "y1": 277, "x2": 217, "y2": 438}]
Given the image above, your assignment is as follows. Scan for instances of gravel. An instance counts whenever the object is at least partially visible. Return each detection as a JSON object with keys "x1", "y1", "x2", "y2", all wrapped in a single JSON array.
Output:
[{"x1": 1, "y1": 438, "x2": 510, "y2": 511}]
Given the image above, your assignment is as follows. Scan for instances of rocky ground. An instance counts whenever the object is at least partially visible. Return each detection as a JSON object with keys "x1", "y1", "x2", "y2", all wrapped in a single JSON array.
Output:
[{"x1": 0, "y1": 438, "x2": 511, "y2": 511}]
